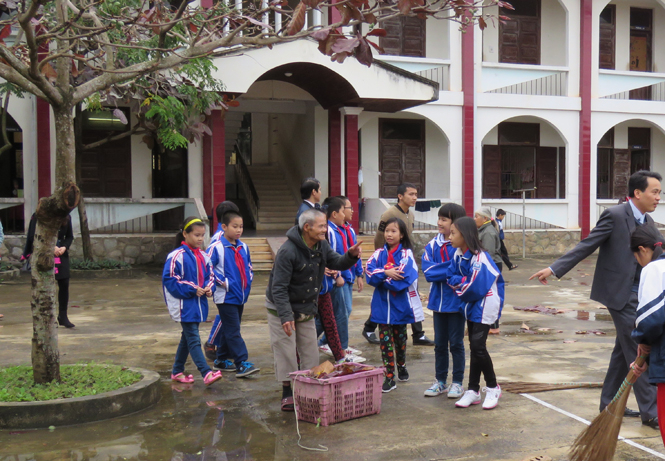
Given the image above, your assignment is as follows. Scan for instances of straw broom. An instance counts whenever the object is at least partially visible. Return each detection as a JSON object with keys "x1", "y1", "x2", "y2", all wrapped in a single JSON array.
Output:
[
  {"x1": 499, "y1": 381, "x2": 603, "y2": 394},
  {"x1": 569, "y1": 355, "x2": 647, "y2": 461}
]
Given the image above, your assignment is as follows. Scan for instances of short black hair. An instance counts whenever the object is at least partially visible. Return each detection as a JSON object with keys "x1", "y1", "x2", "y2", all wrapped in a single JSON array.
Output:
[
  {"x1": 397, "y1": 183, "x2": 417, "y2": 198},
  {"x1": 452, "y1": 217, "x2": 484, "y2": 254},
  {"x1": 631, "y1": 223, "x2": 665, "y2": 262},
  {"x1": 337, "y1": 195, "x2": 349, "y2": 202},
  {"x1": 383, "y1": 217, "x2": 413, "y2": 250},
  {"x1": 324, "y1": 197, "x2": 345, "y2": 219},
  {"x1": 222, "y1": 210, "x2": 242, "y2": 226},
  {"x1": 629, "y1": 170, "x2": 662, "y2": 198},
  {"x1": 496, "y1": 209, "x2": 506, "y2": 217},
  {"x1": 438, "y1": 203, "x2": 467, "y2": 221},
  {"x1": 300, "y1": 178, "x2": 321, "y2": 200},
  {"x1": 215, "y1": 201, "x2": 240, "y2": 223}
]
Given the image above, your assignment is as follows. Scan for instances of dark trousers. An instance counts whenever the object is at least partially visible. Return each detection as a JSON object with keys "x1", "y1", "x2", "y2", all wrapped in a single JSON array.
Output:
[
  {"x1": 215, "y1": 303, "x2": 249, "y2": 367},
  {"x1": 315, "y1": 293, "x2": 345, "y2": 361},
  {"x1": 467, "y1": 321, "x2": 497, "y2": 392},
  {"x1": 433, "y1": 311, "x2": 466, "y2": 384},
  {"x1": 499, "y1": 240, "x2": 513, "y2": 269},
  {"x1": 365, "y1": 317, "x2": 425, "y2": 339},
  {"x1": 600, "y1": 292, "x2": 657, "y2": 422},
  {"x1": 378, "y1": 324, "x2": 407, "y2": 381},
  {"x1": 173, "y1": 322, "x2": 212, "y2": 378},
  {"x1": 57, "y1": 278, "x2": 69, "y2": 317}
]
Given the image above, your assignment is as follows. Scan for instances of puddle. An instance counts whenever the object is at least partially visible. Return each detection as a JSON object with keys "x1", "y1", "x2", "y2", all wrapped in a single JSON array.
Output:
[
  {"x1": 562, "y1": 310, "x2": 613, "y2": 322},
  {"x1": 0, "y1": 382, "x2": 277, "y2": 460}
]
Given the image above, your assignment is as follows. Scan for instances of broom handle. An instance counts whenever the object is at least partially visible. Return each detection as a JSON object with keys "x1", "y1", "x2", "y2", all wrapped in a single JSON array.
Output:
[{"x1": 608, "y1": 355, "x2": 649, "y2": 406}]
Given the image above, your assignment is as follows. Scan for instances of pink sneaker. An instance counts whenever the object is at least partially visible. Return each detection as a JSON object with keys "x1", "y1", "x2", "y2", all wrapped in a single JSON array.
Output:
[
  {"x1": 204, "y1": 370, "x2": 223, "y2": 386},
  {"x1": 171, "y1": 373, "x2": 194, "y2": 383}
]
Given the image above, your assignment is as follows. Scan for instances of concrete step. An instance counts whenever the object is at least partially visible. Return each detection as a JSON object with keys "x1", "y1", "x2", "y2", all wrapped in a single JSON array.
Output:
[
  {"x1": 253, "y1": 262, "x2": 274, "y2": 271},
  {"x1": 256, "y1": 217, "x2": 295, "y2": 224},
  {"x1": 252, "y1": 252, "x2": 274, "y2": 261},
  {"x1": 257, "y1": 222, "x2": 293, "y2": 231}
]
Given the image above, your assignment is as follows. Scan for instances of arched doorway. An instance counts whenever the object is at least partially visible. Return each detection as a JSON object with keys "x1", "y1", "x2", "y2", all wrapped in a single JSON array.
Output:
[{"x1": 0, "y1": 111, "x2": 24, "y2": 232}]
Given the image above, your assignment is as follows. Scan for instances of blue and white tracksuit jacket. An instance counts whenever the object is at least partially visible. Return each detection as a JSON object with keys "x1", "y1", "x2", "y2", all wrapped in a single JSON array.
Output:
[
  {"x1": 632, "y1": 255, "x2": 665, "y2": 384},
  {"x1": 445, "y1": 249, "x2": 504, "y2": 325},
  {"x1": 345, "y1": 222, "x2": 364, "y2": 282},
  {"x1": 210, "y1": 224, "x2": 224, "y2": 245},
  {"x1": 366, "y1": 244, "x2": 425, "y2": 325},
  {"x1": 422, "y1": 234, "x2": 463, "y2": 314},
  {"x1": 207, "y1": 236, "x2": 253, "y2": 306},
  {"x1": 162, "y1": 245, "x2": 216, "y2": 323},
  {"x1": 327, "y1": 221, "x2": 355, "y2": 284}
]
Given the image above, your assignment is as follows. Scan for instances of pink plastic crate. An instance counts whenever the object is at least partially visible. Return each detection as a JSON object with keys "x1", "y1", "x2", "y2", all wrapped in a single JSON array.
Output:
[{"x1": 289, "y1": 364, "x2": 384, "y2": 426}]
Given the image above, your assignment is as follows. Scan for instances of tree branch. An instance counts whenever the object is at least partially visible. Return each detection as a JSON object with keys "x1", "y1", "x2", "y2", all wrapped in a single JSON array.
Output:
[{"x1": 82, "y1": 123, "x2": 145, "y2": 150}]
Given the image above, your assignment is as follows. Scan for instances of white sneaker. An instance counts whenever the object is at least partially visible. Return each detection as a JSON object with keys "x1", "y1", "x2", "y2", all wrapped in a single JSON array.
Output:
[
  {"x1": 482, "y1": 385, "x2": 502, "y2": 410},
  {"x1": 346, "y1": 346, "x2": 363, "y2": 355},
  {"x1": 455, "y1": 390, "x2": 481, "y2": 408},
  {"x1": 345, "y1": 353, "x2": 367, "y2": 363},
  {"x1": 318, "y1": 344, "x2": 333, "y2": 357},
  {"x1": 448, "y1": 383, "x2": 465, "y2": 399},
  {"x1": 424, "y1": 380, "x2": 448, "y2": 397}
]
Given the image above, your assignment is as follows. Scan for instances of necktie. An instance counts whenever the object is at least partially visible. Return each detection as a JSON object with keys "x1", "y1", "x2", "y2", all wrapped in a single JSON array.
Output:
[
  {"x1": 635, "y1": 217, "x2": 643, "y2": 227},
  {"x1": 314, "y1": 203, "x2": 321, "y2": 210}
]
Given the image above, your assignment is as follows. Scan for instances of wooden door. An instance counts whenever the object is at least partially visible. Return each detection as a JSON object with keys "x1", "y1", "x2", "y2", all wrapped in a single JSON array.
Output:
[
  {"x1": 536, "y1": 147, "x2": 557, "y2": 198},
  {"x1": 482, "y1": 145, "x2": 501, "y2": 199},
  {"x1": 380, "y1": 16, "x2": 425, "y2": 57},
  {"x1": 613, "y1": 149, "x2": 630, "y2": 199},
  {"x1": 499, "y1": 0, "x2": 540, "y2": 65},
  {"x1": 378, "y1": 119, "x2": 425, "y2": 198},
  {"x1": 599, "y1": 5, "x2": 616, "y2": 70},
  {"x1": 153, "y1": 147, "x2": 188, "y2": 230},
  {"x1": 80, "y1": 132, "x2": 132, "y2": 197}
]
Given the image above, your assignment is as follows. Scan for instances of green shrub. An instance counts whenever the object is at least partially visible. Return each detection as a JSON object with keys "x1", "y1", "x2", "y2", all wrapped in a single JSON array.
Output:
[
  {"x1": 0, "y1": 261, "x2": 15, "y2": 271},
  {"x1": 70, "y1": 258, "x2": 131, "y2": 270},
  {"x1": 0, "y1": 363, "x2": 142, "y2": 402}
]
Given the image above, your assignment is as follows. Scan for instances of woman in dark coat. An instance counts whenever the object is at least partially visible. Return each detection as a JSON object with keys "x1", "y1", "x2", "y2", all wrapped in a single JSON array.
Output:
[{"x1": 23, "y1": 214, "x2": 75, "y2": 328}]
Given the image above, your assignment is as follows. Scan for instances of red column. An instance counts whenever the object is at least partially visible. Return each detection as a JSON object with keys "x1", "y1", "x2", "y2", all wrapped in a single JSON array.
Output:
[
  {"x1": 579, "y1": 0, "x2": 593, "y2": 238},
  {"x1": 211, "y1": 110, "x2": 226, "y2": 231},
  {"x1": 37, "y1": 98, "x2": 51, "y2": 199},
  {"x1": 329, "y1": 107, "x2": 342, "y2": 197},
  {"x1": 202, "y1": 130, "x2": 213, "y2": 226},
  {"x1": 461, "y1": 18, "x2": 475, "y2": 215},
  {"x1": 341, "y1": 107, "x2": 362, "y2": 230}
]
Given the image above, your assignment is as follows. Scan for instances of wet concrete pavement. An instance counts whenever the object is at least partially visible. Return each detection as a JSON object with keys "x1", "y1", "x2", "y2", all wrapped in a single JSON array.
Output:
[{"x1": 1, "y1": 256, "x2": 664, "y2": 460}]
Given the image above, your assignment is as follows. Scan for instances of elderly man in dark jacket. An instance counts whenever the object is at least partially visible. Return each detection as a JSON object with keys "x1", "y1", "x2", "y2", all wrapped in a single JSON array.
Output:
[{"x1": 267, "y1": 208, "x2": 361, "y2": 411}]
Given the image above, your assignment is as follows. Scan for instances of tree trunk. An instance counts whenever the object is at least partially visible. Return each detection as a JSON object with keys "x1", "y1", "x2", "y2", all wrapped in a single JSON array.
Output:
[
  {"x1": 31, "y1": 105, "x2": 80, "y2": 384},
  {"x1": 74, "y1": 104, "x2": 93, "y2": 261}
]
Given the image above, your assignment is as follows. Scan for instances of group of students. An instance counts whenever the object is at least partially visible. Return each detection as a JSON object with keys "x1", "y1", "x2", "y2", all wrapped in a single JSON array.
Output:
[
  {"x1": 161, "y1": 202, "x2": 259, "y2": 387},
  {"x1": 366, "y1": 197, "x2": 505, "y2": 410}
]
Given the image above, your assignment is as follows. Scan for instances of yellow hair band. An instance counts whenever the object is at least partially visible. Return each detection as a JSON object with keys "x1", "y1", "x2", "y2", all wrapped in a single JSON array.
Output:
[{"x1": 184, "y1": 218, "x2": 203, "y2": 231}]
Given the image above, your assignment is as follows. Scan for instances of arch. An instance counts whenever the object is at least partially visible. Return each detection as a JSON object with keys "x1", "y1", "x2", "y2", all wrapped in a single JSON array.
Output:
[
  {"x1": 595, "y1": 0, "x2": 665, "y2": 14},
  {"x1": 593, "y1": 116, "x2": 665, "y2": 147},
  {"x1": 480, "y1": 114, "x2": 570, "y2": 148}
]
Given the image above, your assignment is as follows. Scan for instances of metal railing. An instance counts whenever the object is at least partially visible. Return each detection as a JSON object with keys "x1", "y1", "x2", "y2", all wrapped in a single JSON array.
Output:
[
  {"x1": 602, "y1": 81, "x2": 665, "y2": 102},
  {"x1": 416, "y1": 65, "x2": 449, "y2": 92},
  {"x1": 487, "y1": 72, "x2": 568, "y2": 97},
  {"x1": 234, "y1": 144, "x2": 260, "y2": 226},
  {"x1": 486, "y1": 206, "x2": 563, "y2": 230},
  {"x1": 358, "y1": 220, "x2": 437, "y2": 235}
]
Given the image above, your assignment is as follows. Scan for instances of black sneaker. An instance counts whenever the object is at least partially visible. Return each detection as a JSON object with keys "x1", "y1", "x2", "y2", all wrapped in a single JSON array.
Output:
[
  {"x1": 397, "y1": 366, "x2": 409, "y2": 382},
  {"x1": 362, "y1": 330, "x2": 380, "y2": 345},
  {"x1": 413, "y1": 335, "x2": 435, "y2": 346},
  {"x1": 236, "y1": 361, "x2": 260, "y2": 378},
  {"x1": 382, "y1": 377, "x2": 397, "y2": 393},
  {"x1": 643, "y1": 417, "x2": 659, "y2": 430},
  {"x1": 204, "y1": 342, "x2": 217, "y2": 361},
  {"x1": 213, "y1": 359, "x2": 236, "y2": 371}
]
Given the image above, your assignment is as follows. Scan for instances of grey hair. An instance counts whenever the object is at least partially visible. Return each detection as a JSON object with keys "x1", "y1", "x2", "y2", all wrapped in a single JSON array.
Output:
[{"x1": 299, "y1": 208, "x2": 325, "y2": 230}]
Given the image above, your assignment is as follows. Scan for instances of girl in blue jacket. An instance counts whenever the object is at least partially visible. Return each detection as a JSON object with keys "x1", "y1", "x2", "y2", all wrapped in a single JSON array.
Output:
[
  {"x1": 630, "y1": 224, "x2": 665, "y2": 442},
  {"x1": 367, "y1": 217, "x2": 424, "y2": 393},
  {"x1": 447, "y1": 217, "x2": 504, "y2": 410},
  {"x1": 163, "y1": 217, "x2": 222, "y2": 386},
  {"x1": 422, "y1": 203, "x2": 467, "y2": 399}
]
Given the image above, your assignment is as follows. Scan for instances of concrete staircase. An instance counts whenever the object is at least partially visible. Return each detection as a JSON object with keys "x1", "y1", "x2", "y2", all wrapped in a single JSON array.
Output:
[
  {"x1": 244, "y1": 237, "x2": 274, "y2": 271},
  {"x1": 224, "y1": 112, "x2": 244, "y2": 160},
  {"x1": 360, "y1": 240, "x2": 376, "y2": 267},
  {"x1": 247, "y1": 163, "x2": 299, "y2": 231}
]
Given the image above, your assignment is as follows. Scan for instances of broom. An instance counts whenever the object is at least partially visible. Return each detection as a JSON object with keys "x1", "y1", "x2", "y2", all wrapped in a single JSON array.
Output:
[
  {"x1": 499, "y1": 381, "x2": 603, "y2": 394},
  {"x1": 569, "y1": 355, "x2": 647, "y2": 461}
]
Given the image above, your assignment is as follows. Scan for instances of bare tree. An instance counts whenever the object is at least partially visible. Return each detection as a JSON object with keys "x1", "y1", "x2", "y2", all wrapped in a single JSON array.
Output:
[{"x1": 0, "y1": 0, "x2": 498, "y2": 383}]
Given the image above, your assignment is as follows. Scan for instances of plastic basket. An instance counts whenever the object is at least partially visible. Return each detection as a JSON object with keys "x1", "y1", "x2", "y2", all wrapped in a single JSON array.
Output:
[{"x1": 289, "y1": 364, "x2": 384, "y2": 427}]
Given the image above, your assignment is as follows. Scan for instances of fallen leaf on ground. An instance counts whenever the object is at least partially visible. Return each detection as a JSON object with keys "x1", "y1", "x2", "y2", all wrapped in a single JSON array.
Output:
[
  {"x1": 537, "y1": 328, "x2": 551, "y2": 332},
  {"x1": 563, "y1": 340, "x2": 577, "y2": 343},
  {"x1": 521, "y1": 323, "x2": 530, "y2": 330},
  {"x1": 557, "y1": 330, "x2": 563, "y2": 333},
  {"x1": 481, "y1": 433, "x2": 488, "y2": 437},
  {"x1": 576, "y1": 330, "x2": 587, "y2": 335},
  {"x1": 513, "y1": 305, "x2": 570, "y2": 315}
]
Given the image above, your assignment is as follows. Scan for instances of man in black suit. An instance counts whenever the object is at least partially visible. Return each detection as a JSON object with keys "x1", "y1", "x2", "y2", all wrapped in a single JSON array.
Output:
[
  {"x1": 531, "y1": 170, "x2": 662, "y2": 429},
  {"x1": 295, "y1": 178, "x2": 321, "y2": 226}
]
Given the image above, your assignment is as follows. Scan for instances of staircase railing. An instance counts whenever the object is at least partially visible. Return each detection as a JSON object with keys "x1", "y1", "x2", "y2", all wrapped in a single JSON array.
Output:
[{"x1": 234, "y1": 145, "x2": 260, "y2": 226}]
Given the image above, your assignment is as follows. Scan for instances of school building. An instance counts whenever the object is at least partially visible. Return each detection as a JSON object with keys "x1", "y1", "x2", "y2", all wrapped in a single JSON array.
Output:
[{"x1": 3, "y1": 0, "x2": 665, "y2": 262}]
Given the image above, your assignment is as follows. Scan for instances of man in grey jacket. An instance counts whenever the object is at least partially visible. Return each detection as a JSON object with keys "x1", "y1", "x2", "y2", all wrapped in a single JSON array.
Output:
[
  {"x1": 530, "y1": 170, "x2": 662, "y2": 429},
  {"x1": 267, "y1": 208, "x2": 361, "y2": 411}
]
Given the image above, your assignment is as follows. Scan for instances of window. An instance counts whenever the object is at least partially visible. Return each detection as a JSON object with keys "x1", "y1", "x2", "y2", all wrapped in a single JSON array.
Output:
[
  {"x1": 483, "y1": 122, "x2": 565, "y2": 199},
  {"x1": 599, "y1": 5, "x2": 615, "y2": 70},
  {"x1": 499, "y1": 0, "x2": 540, "y2": 65},
  {"x1": 378, "y1": 119, "x2": 425, "y2": 198},
  {"x1": 596, "y1": 127, "x2": 651, "y2": 199},
  {"x1": 379, "y1": 16, "x2": 426, "y2": 57},
  {"x1": 630, "y1": 8, "x2": 653, "y2": 100}
]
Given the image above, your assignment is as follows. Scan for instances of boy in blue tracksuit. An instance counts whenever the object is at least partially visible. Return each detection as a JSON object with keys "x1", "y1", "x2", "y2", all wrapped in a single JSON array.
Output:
[
  {"x1": 163, "y1": 218, "x2": 222, "y2": 386},
  {"x1": 421, "y1": 203, "x2": 467, "y2": 399},
  {"x1": 446, "y1": 216, "x2": 504, "y2": 410},
  {"x1": 207, "y1": 211, "x2": 260, "y2": 378}
]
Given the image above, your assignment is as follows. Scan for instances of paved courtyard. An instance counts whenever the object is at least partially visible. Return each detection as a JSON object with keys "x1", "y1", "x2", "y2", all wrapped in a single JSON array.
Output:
[{"x1": 1, "y1": 255, "x2": 665, "y2": 460}]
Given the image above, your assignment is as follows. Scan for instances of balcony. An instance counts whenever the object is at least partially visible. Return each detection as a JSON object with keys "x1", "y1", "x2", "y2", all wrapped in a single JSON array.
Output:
[
  {"x1": 374, "y1": 56, "x2": 450, "y2": 91},
  {"x1": 599, "y1": 69, "x2": 665, "y2": 102},
  {"x1": 481, "y1": 63, "x2": 569, "y2": 97}
]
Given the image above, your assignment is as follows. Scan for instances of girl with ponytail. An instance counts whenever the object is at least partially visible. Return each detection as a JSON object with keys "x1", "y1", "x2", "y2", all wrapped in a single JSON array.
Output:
[{"x1": 631, "y1": 224, "x2": 665, "y2": 443}]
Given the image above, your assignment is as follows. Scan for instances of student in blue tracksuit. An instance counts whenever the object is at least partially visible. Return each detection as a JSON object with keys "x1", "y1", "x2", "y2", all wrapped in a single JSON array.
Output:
[
  {"x1": 207, "y1": 211, "x2": 260, "y2": 378},
  {"x1": 367, "y1": 217, "x2": 424, "y2": 393},
  {"x1": 631, "y1": 224, "x2": 665, "y2": 442},
  {"x1": 163, "y1": 217, "x2": 222, "y2": 386},
  {"x1": 338, "y1": 196, "x2": 365, "y2": 319},
  {"x1": 204, "y1": 201, "x2": 241, "y2": 361},
  {"x1": 446, "y1": 216, "x2": 504, "y2": 410},
  {"x1": 422, "y1": 203, "x2": 467, "y2": 399}
]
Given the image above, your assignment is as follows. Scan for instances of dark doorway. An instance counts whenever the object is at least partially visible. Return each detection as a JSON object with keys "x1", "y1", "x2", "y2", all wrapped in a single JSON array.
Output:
[
  {"x1": 629, "y1": 8, "x2": 653, "y2": 100},
  {"x1": 379, "y1": 119, "x2": 425, "y2": 198},
  {"x1": 596, "y1": 127, "x2": 651, "y2": 199},
  {"x1": 499, "y1": 0, "x2": 540, "y2": 65},
  {"x1": 0, "y1": 114, "x2": 23, "y2": 232},
  {"x1": 152, "y1": 147, "x2": 188, "y2": 231},
  {"x1": 599, "y1": 5, "x2": 616, "y2": 70}
]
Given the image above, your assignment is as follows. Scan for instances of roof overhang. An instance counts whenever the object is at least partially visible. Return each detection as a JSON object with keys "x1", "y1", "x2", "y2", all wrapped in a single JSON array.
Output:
[{"x1": 211, "y1": 39, "x2": 438, "y2": 112}]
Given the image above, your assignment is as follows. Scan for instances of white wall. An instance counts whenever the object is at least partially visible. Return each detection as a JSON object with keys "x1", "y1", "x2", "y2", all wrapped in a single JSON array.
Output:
[
  {"x1": 187, "y1": 140, "x2": 203, "y2": 202},
  {"x1": 7, "y1": 95, "x2": 37, "y2": 226},
  {"x1": 131, "y1": 134, "x2": 153, "y2": 199},
  {"x1": 426, "y1": 18, "x2": 450, "y2": 60},
  {"x1": 314, "y1": 105, "x2": 330, "y2": 197}
]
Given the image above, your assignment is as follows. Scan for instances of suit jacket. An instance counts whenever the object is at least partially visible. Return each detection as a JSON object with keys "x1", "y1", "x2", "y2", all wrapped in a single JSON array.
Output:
[
  {"x1": 550, "y1": 202, "x2": 652, "y2": 311},
  {"x1": 373, "y1": 204, "x2": 415, "y2": 250},
  {"x1": 295, "y1": 201, "x2": 315, "y2": 226}
]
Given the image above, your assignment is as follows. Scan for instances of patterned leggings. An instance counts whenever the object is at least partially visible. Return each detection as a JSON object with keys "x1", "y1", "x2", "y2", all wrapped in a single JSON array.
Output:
[
  {"x1": 378, "y1": 324, "x2": 407, "y2": 380},
  {"x1": 317, "y1": 293, "x2": 345, "y2": 361}
]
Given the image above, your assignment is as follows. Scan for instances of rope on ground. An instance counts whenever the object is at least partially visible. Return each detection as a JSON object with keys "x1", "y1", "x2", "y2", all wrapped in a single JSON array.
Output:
[{"x1": 293, "y1": 378, "x2": 329, "y2": 452}]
